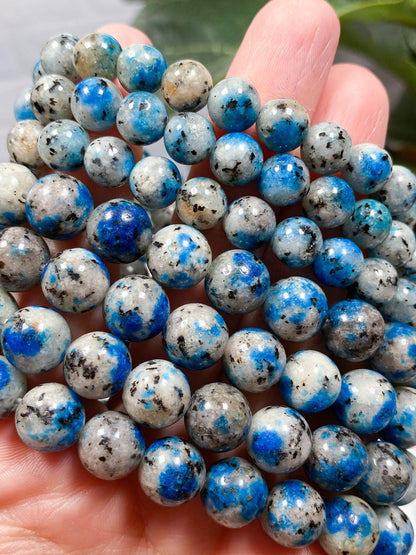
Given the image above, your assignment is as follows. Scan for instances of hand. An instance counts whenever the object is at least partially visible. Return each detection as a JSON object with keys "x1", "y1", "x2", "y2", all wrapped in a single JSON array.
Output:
[{"x1": 0, "y1": 0, "x2": 390, "y2": 553}]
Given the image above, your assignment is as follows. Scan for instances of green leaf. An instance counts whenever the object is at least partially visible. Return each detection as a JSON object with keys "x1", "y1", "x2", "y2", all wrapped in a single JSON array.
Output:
[
  {"x1": 388, "y1": 89, "x2": 416, "y2": 147},
  {"x1": 332, "y1": 0, "x2": 416, "y2": 26}
]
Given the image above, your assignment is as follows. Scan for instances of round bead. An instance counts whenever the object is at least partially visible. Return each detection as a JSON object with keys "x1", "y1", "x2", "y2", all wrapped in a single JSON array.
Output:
[
  {"x1": 0, "y1": 356, "x2": 27, "y2": 419},
  {"x1": 78, "y1": 411, "x2": 145, "y2": 480},
  {"x1": 0, "y1": 226, "x2": 50, "y2": 292},
  {"x1": 343, "y1": 198, "x2": 393, "y2": 249},
  {"x1": 333, "y1": 369, "x2": 396, "y2": 434},
  {"x1": 301, "y1": 176, "x2": 355, "y2": 228},
  {"x1": 40, "y1": 33, "x2": 79, "y2": 82},
  {"x1": 138, "y1": 436, "x2": 205, "y2": 506},
  {"x1": 7, "y1": 119, "x2": 44, "y2": 172},
  {"x1": 63, "y1": 331, "x2": 132, "y2": 400},
  {"x1": 210, "y1": 132, "x2": 263, "y2": 186},
  {"x1": 256, "y1": 98, "x2": 309, "y2": 153},
  {"x1": 401, "y1": 250, "x2": 416, "y2": 284},
  {"x1": 319, "y1": 495, "x2": 379, "y2": 555},
  {"x1": 116, "y1": 43, "x2": 167, "y2": 93},
  {"x1": 257, "y1": 153, "x2": 310, "y2": 206},
  {"x1": 26, "y1": 173, "x2": 93, "y2": 239},
  {"x1": 301, "y1": 122, "x2": 352, "y2": 175},
  {"x1": 263, "y1": 276, "x2": 328, "y2": 342},
  {"x1": 161, "y1": 59, "x2": 212, "y2": 112},
  {"x1": 116, "y1": 91, "x2": 168, "y2": 145},
  {"x1": 380, "y1": 277, "x2": 416, "y2": 326},
  {"x1": 374, "y1": 164, "x2": 416, "y2": 216},
  {"x1": 341, "y1": 142, "x2": 393, "y2": 194},
  {"x1": 32, "y1": 59, "x2": 46, "y2": 83},
  {"x1": 369, "y1": 220, "x2": 416, "y2": 268},
  {"x1": 164, "y1": 112, "x2": 216, "y2": 165},
  {"x1": 122, "y1": 359, "x2": 191, "y2": 428},
  {"x1": 370, "y1": 322, "x2": 416, "y2": 383},
  {"x1": 14, "y1": 86, "x2": 36, "y2": 121},
  {"x1": 147, "y1": 224, "x2": 212, "y2": 289},
  {"x1": 398, "y1": 200, "x2": 416, "y2": 233},
  {"x1": 322, "y1": 299, "x2": 385, "y2": 362},
  {"x1": 222, "y1": 327, "x2": 286, "y2": 393},
  {"x1": 41, "y1": 248, "x2": 110, "y2": 313},
  {"x1": 86, "y1": 199, "x2": 152, "y2": 263},
  {"x1": 129, "y1": 155, "x2": 182, "y2": 209},
  {"x1": 37, "y1": 119, "x2": 90, "y2": 171},
  {"x1": 84, "y1": 136, "x2": 135, "y2": 188},
  {"x1": 373, "y1": 505, "x2": 414, "y2": 555},
  {"x1": 175, "y1": 177, "x2": 227, "y2": 230},
  {"x1": 261, "y1": 480, "x2": 325, "y2": 548},
  {"x1": 0, "y1": 162, "x2": 37, "y2": 226},
  {"x1": 2, "y1": 306, "x2": 71, "y2": 374},
  {"x1": 313, "y1": 237, "x2": 364, "y2": 287},
  {"x1": 201, "y1": 457, "x2": 268, "y2": 528},
  {"x1": 205, "y1": 249, "x2": 270, "y2": 315},
  {"x1": 381, "y1": 386, "x2": 416, "y2": 448},
  {"x1": 30, "y1": 74, "x2": 74, "y2": 124},
  {"x1": 207, "y1": 77, "x2": 260, "y2": 132},
  {"x1": 398, "y1": 451, "x2": 416, "y2": 506},
  {"x1": 223, "y1": 196, "x2": 276, "y2": 250},
  {"x1": 72, "y1": 32, "x2": 122, "y2": 80},
  {"x1": 15, "y1": 382, "x2": 85, "y2": 452},
  {"x1": 162, "y1": 303, "x2": 228, "y2": 370},
  {"x1": 71, "y1": 77, "x2": 122, "y2": 132},
  {"x1": 271, "y1": 216, "x2": 323, "y2": 268},
  {"x1": 0, "y1": 286, "x2": 18, "y2": 334},
  {"x1": 103, "y1": 275, "x2": 170, "y2": 342},
  {"x1": 246, "y1": 405, "x2": 312, "y2": 474},
  {"x1": 350, "y1": 257, "x2": 398, "y2": 305},
  {"x1": 304, "y1": 424, "x2": 368, "y2": 492},
  {"x1": 185, "y1": 382, "x2": 251, "y2": 452},
  {"x1": 279, "y1": 350, "x2": 341, "y2": 413}
]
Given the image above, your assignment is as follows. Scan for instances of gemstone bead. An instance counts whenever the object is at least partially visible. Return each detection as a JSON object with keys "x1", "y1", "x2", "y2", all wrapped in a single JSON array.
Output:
[
  {"x1": 0, "y1": 286, "x2": 18, "y2": 334},
  {"x1": 257, "y1": 153, "x2": 310, "y2": 206},
  {"x1": 369, "y1": 220, "x2": 416, "y2": 267},
  {"x1": 370, "y1": 322, "x2": 416, "y2": 383},
  {"x1": 164, "y1": 112, "x2": 216, "y2": 165},
  {"x1": 301, "y1": 176, "x2": 355, "y2": 228},
  {"x1": 15, "y1": 382, "x2": 85, "y2": 452},
  {"x1": 0, "y1": 356, "x2": 27, "y2": 419},
  {"x1": 350, "y1": 257, "x2": 398, "y2": 305},
  {"x1": 71, "y1": 77, "x2": 122, "y2": 132},
  {"x1": 373, "y1": 505, "x2": 414, "y2": 555},
  {"x1": 7, "y1": 119, "x2": 44, "y2": 172},
  {"x1": 116, "y1": 91, "x2": 168, "y2": 145},
  {"x1": 116, "y1": 43, "x2": 167, "y2": 93},
  {"x1": 398, "y1": 451, "x2": 416, "y2": 506},
  {"x1": 301, "y1": 122, "x2": 352, "y2": 175},
  {"x1": 40, "y1": 33, "x2": 79, "y2": 82},
  {"x1": 30, "y1": 74, "x2": 74, "y2": 124},
  {"x1": 161, "y1": 59, "x2": 212, "y2": 112},
  {"x1": 380, "y1": 277, "x2": 416, "y2": 326},
  {"x1": 37, "y1": 119, "x2": 90, "y2": 171},
  {"x1": 398, "y1": 200, "x2": 416, "y2": 233},
  {"x1": 401, "y1": 251, "x2": 416, "y2": 283},
  {"x1": 313, "y1": 237, "x2": 364, "y2": 287},
  {"x1": 341, "y1": 142, "x2": 393, "y2": 194},
  {"x1": 343, "y1": 198, "x2": 393, "y2": 249},
  {"x1": 175, "y1": 177, "x2": 227, "y2": 230},
  {"x1": 201, "y1": 457, "x2": 268, "y2": 528},
  {"x1": 72, "y1": 32, "x2": 122, "y2": 80},
  {"x1": 84, "y1": 136, "x2": 135, "y2": 188},
  {"x1": 374, "y1": 164, "x2": 416, "y2": 216},
  {"x1": 14, "y1": 86, "x2": 36, "y2": 120},
  {"x1": 0, "y1": 162, "x2": 37, "y2": 225},
  {"x1": 138, "y1": 436, "x2": 206, "y2": 506},
  {"x1": 78, "y1": 411, "x2": 145, "y2": 480},
  {"x1": 32, "y1": 59, "x2": 45, "y2": 83},
  {"x1": 271, "y1": 216, "x2": 323, "y2": 268},
  {"x1": 381, "y1": 386, "x2": 416, "y2": 448}
]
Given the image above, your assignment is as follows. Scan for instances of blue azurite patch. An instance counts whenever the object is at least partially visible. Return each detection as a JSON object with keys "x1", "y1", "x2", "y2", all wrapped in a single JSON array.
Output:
[
  {"x1": 117, "y1": 91, "x2": 168, "y2": 145},
  {"x1": 257, "y1": 153, "x2": 310, "y2": 206},
  {"x1": 32, "y1": 59, "x2": 45, "y2": 83},
  {"x1": 343, "y1": 198, "x2": 392, "y2": 249},
  {"x1": 313, "y1": 237, "x2": 364, "y2": 287},
  {"x1": 37, "y1": 119, "x2": 90, "y2": 171},
  {"x1": 14, "y1": 86, "x2": 36, "y2": 120},
  {"x1": 381, "y1": 386, "x2": 416, "y2": 448},
  {"x1": 164, "y1": 112, "x2": 216, "y2": 165},
  {"x1": 71, "y1": 77, "x2": 122, "y2": 132},
  {"x1": 341, "y1": 142, "x2": 392, "y2": 194},
  {"x1": 117, "y1": 43, "x2": 167, "y2": 93},
  {"x1": 271, "y1": 216, "x2": 323, "y2": 268},
  {"x1": 373, "y1": 506, "x2": 414, "y2": 555}
]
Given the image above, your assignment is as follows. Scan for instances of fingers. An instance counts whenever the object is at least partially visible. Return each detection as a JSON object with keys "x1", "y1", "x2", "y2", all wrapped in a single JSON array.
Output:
[{"x1": 96, "y1": 23, "x2": 152, "y2": 48}]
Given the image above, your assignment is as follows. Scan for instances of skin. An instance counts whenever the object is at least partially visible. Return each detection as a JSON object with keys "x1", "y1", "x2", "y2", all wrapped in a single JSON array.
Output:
[{"x1": 0, "y1": 1, "x2": 390, "y2": 553}]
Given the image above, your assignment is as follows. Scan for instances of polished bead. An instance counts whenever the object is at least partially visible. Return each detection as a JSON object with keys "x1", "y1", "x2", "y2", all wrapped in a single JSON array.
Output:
[
  {"x1": 271, "y1": 216, "x2": 323, "y2": 268},
  {"x1": 369, "y1": 220, "x2": 416, "y2": 268},
  {"x1": 381, "y1": 386, "x2": 416, "y2": 448},
  {"x1": 374, "y1": 164, "x2": 416, "y2": 216},
  {"x1": 301, "y1": 121, "x2": 352, "y2": 175},
  {"x1": 84, "y1": 136, "x2": 135, "y2": 188},
  {"x1": 0, "y1": 356, "x2": 27, "y2": 419},
  {"x1": 0, "y1": 162, "x2": 37, "y2": 226},
  {"x1": 37, "y1": 119, "x2": 90, "y2": 171},
  {"x1": 73, "y1": 32, "x2": 122, "y2": 80},
  {"x1": 176, "y1": 177, "x2": 227, "y2": 230},
  {"x1": 161, "y1": 59, "x2": 212, "y2": 112},
  {"x1": 71, "y1": 77, "x2": 122, "y2": 132},
  {"x1": 14, "y1": 86, "x2": 36, "y2": 121},
  {"x1": 373, "y1": 505, "x2": 414, "y2": 555},
  {"x1": 117, "y1": 43, "x2": 167, "y2": 93},
  {"x1": 164, "y1": 112, "x2": 216, "y2": 165},
  {"x1": 7, "y1": 119, "x2": 44, "y2": 172},
  {"x1": 257, "y1": 153, "x2": 310, "y2": 206},
  {"x1": 116, "y1": 91, "x2": 168, "y2": 145},
  {"x1": 341, "y1": 142, "x2": 392, "y2": 194},
  {"x1": 30, "y1": 74, "x2": 74, "y2": 124},
  {"x1": 40, "y1": 33, "x2": 79, "y2": 82},
  {"x1": 350, "y1": 257, "x2": 398, "y2": 306},
  {"x1": 313, "y1": 237, "x2": 364, "y2": 287}
]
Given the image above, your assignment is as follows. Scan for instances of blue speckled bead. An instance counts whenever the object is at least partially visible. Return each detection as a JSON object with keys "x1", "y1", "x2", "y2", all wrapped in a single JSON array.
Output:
[
  {"x1": 116, "y1": 91, "x2": 168, "y2": 145},
  {"x1": 223, "y1": 196, "x2": 276, "y2": 250},
  {"x1": 333, "y1": 369, "x2": 396, "y2": 434},
  {"x1": 117, "y1": 43, "x2": 167, "y2": 93},
  {"x1": 161, "y1": 59, "x2": 212, "y2": 112},
  {"x1": 122, "y1": 359, "x2": 191, "y2": 428},
  {"x1": 164, "y1": 112, "x2": 216, "y2": 165},
  {"x1": 350, "y1": 257, "x2": 398, "y2": 306},
  {"x1": 86, "y1": 199, "x2": 152, "y2": 263},
  {"x1": 271, "y1": 216, "x2": 323, "y2": 268},
  {"x1": 15, "y1": 382, "x2": 85, "y2": 452},
  {"x1": 322, "y1": 299, "x2": 385, "y2": 362},
  {"x1": 279, "y1": 350, "x2": 341, "y2": 413},
  {"x1": 301, "y1": 121, "x2": 352, "y2": 175},
  {"x1": 207, "y1": 77, "x2": 260, "y2": 132},
  {"x1": 26, "y1": 173, "x2": 93, "y2": 239},
  {"x1": 398, "y1": 200, "x2": 416, "y2": 233},
  {"x1": 129, "y1": 155, "x2": 182, "y2": 210},
  {"x1": 84, "y1": 136, "x2": 135, "y2": 188},
  {"x1": 162, "y1": 303, "x2": 228, "y2": 370},
  {"x1": 374, "y1": 165, "x2": 416, "y2": 216},
  {"x1": 201, "y1": 457, "x2": 268, "y2": 528},
  {"x1": 301, "y1": 176, "x2": 355, "y2": 228},
  {"x1": 14, "y1": 86, "x2": 36, "y2": 120},
  {"x1": 374, "y1": 506, "x2": 414, "y2": 555},
  {"x1": 37, "y1": 119, "x2": 90, "y2": 171},
  {"x1": 1, "y1": 306, "x2": 71, "y2": 374},
  {"x1": 401, "y1": 251, "x2": 416, "y2": 284},
  {"x1": 263, "y1": 276, "x2": 328, "y2": 342},
  {"x1": 30, "y1": 74, "x2": 74, "y2": 124},
  {"x1": 72, "y1": 32, "x2": 122, "y2": 80},
  {"x1": 314, "y1": 237, "x2": 364, "y2": 287},
  {"x1": 40, "y1": 33, "x2": 79, "y2": 82},
  {"x1": 262, "y1": 480, "x2": 325, "y2": 548},
  {"x1": 399, "y1": 450, "x2": 416, "y2": 506},
  {"x1": 63, "y1": 331, "x2": 132, "y2": 400},
  {"x1": 0, "y1": 162, "x2": 37, "y2": 225},
  {"x1": 369, "y1": 220, "x2": 416, "y2": 268},
  {"x1": 147, "y1": 224, "x2": 212, "y2": 289},
  {"x1": 319, "y1": 495, "x2": 379, "y2": 555},
  {"x1": 381, "y1": 386, "x2": 416, "y2": 448},
  {"x1": 304, "y1": 424, "x2": 368, "y2": 492},
  {"x1": 222, "y1": 327, "x2": 286, "y2": 393},
  {"x1": 257, "y1": 153, "x2": 310, "y2": 206},
  {"x1": 380, "y1": 277, "x2": 416, "y2": 327},
  {"x1": 205, "y1": 249, "x2": 270, "y2": 315},
  {"x1": 0, "y1": 356, "x2": 27, "y2": 419},
  {"x1": 7, "y1": 119, "x2": 44, "y2": 172},
  {"x1": 246, "y1": 405, "x2": 312, "y2": 474},
  {"x1": 41, "y1": 248, "x2": 110, "y2": 313},
  {"x1": 341, "y1": 142, "x2": 393, "y2": 194},
  {"x1": 175, "y1": 177, "x2": 227, "y2": 230},
  {"x1": 0, "y1": 287, "x2": 18, "y2": 334},
  {"x1": 32, "y1": 60, "x2": 45, "y2": 84},
  {"x1": 343, "y1": 198, "x2": 393, "y2": 249},
  {"x1": 138, "y1": 436, "x2": 205, "y2": 506},
  {"x1": 256, "y1": 98, "x2": 309, "y2": 153},
  {"x1": 356, "y1": 441, "x2": 412, "y2": 505},
  {"x1": 103, "y1": 274, "x2": 170, "y2": 342},
  {"x1": 71, "y1": 77, "x2": 122, "y2": 132},
  {"x1": 78, "y1": 411, "x2": 145, "y2": 480},
  {"x1": 210, "y1": 132, "x2": 263, "y2": 186},
  {"x1": 185, "y1": 382, "x2": 251, "y2": 452}
]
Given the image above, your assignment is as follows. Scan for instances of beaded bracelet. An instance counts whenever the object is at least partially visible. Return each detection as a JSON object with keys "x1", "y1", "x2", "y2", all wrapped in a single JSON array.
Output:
[{"x1": 2, "y1": 30, "x2": 416, "y2": 554}]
